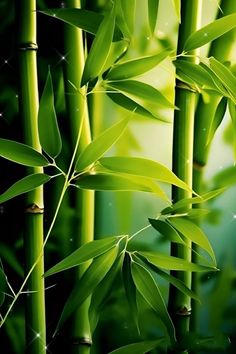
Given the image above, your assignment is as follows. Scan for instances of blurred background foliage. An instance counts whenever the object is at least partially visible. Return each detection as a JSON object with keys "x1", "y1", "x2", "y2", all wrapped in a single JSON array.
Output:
[{"x1": 0, "y1": 0, "x2": 236, "y2": 353}]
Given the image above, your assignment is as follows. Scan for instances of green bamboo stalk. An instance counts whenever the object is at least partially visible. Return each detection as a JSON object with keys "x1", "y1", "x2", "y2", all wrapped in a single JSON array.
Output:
[
  {"x1": 16, "y1": 1, "x2": 46, "y2": 353},
  {"x1": 168, "y1": 0, "x2": 202, "y2": 351},
  {"x1": 191, "y1": 0, "x2": 236, "y2": 331},
  {"x1": 63, "y1": 1, "x2": 94, "y2": 353}
]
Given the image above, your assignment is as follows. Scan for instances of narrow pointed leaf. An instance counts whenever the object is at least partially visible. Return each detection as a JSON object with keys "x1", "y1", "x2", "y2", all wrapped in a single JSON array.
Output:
[
  {"x1": 207, "y1": 97, "x2": 227, "y2": 145},
  {"x1": 102, "y1": 40, "x2": 129, "y2": 74},
  {"x1": 212, "y1": 165, "x2": 236, "y2": 188},
  {"x1": 148, "y1": 0, "x2": 159, "y2": 34},
  {"x1": 77, "y1": 173, "x2": 169, "y2": 201},
  {"x1": 75, "y1": 117, "x2": 129, "y2": 171},
  {"x1": 184, "y1": 13, "x2": 236, "y2": 51},
  {"x1": 139, "y1": 251, "x2": 216, "y2": 272},
  {"x1": 99, "y1": 156, "x2": 192, "y2": 192},
  {"x1": 171, "y1": 0, "x2": 181, "y2": 23},
  {"x1": 0, "y1": 174, "x2": 51, "y2": 204},
  {"x1": 131, "y1": 261, "x2": 175, "y2": 342},
  {"x1": 44, "y1": 236, "x2": 121, "y2": 277},
  {"x1": 106, "y1": 80, "x2": 176, "y2": 109},
  {"x1": 81, "y1": 5, "x2": 116, "y2": 86},
  {"x1": 120, "y1": 0, "x2": 136, "y2": 35},
  {"x1": 38, "y1": 69, "x2": 62, "y2": 158},
  {"x1": 0, "y1": 268, "x2": 8, "y2": 306},
  {"x1": 200, "y1": 62, "x2": 229, "y2": 97},
  {"x1": 168, "y1": 218, "x2": 216, "y2": 264},
  {"x1": 148, "y1": 218, "x2": 185, "y2": 244},
  {"x1": 106, "y1": 50, "x2": 170, "y2": 81},
  {"x1": 0, "y1": 138, "x2": 49, "y2": 167},
  {"x1": 55, "y1": 246, "x2": 118, "y2": 333},
  {"x1": 109, "y1": 339, "x2": 164, "y2": 354}
]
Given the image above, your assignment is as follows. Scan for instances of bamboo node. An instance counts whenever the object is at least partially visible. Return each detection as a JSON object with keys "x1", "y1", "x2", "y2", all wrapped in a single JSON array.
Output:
[
  {"x1": 72, "y1": 337, "x2": 93, "y2": 346},
  {"x1": 25, "y1": 204, "x2": 44, "y2": 214},
  {"x1": 175, "y1": 306, "x2": 191, "y2": 316},
  {"x1": 193, "y1": 160, "x2": 205, "y2": 171},
  {"x1": 18, "y1": 43, "x2": 38, "y2": 51}
]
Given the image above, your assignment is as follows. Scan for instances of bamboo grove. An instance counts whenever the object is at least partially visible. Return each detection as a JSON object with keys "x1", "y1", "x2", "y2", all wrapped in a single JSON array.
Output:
[{"x1": 0, "y1": 0, "x2": 236, "y2": 353}]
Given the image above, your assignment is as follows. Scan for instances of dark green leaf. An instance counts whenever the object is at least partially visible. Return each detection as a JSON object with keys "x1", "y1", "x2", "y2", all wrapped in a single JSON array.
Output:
[
  {"x1": 0, "y1": 139, "x2": 49, "y2": 167},
  {"x1": 207, "y1": 97, "x2": 227, "y2": 145},
  {"x1": 149, "y1": 219, "x2": 185, "y2": 244},
  {"x1": 81, "y1": 5, "x2": 116, "y2": 86},
  {"x1": 44, "y1": 236, "x2": 122, "y2": 277},
  {"x1": 75, "y1": 117, "x2": 129, "y2": 171},
  {"x1": 168, "y1": 218, "x2": 216, "y2": 264},
  {"x1": 55, "y1": 246, "x2": 118, "y2": 333},
  {"x1": 38, "y1": 68, "x2": 62, "y2": 158},
  {"x1": 106, "y1": 50, "x2": 170, "y2": 81},
  {"x1": 99, "y1": 156, "x2": 191, "y2": 192},
  {"x1": 120, "y1": 0, "x2": 136, "y2": 35},
  {"x1": 109, "y1": 339, "x2": 165, "y2": 354},
  {"x1": 148, "y1": 0, "x2": 159, "y2": 34},
  {"x1": 0, "y1": 174, "x2": 51, "y2": 203},
  {"x1": 0, "y1": 267, "x2": 8, "y2": 306},
  {"x1": 131, "y1": 261, "x2": 176, "y2": 342},
  {"x1": 228, "y1": 99, "x2": 236, "y2": 160},
  {"x1": 184, "y1": 13, "x2": 236, "y2": 51}
]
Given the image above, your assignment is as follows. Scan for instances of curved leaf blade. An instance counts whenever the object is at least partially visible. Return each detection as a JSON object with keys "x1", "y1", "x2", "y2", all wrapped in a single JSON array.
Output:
[
  {"x1": 102, "y1": 40, "x2": 129, "y2": 74},
  {"x1": 109, "y1": 339, "x2": 164, "y2": 354},
  {"x1": 38, "y1": 69, "x2": 62, "y2": 158},
  {"x1": 0, "y1": 267, "x2": 8, "y2": 307},
  {"x1": 0, "y1": 174, "x2": 51, "y2": 204},
  {"x1": 0, "y1": 139, "x2": 49, "y2": 167},
  {"x1": 148, "y1": 218, "x2": 185, "y2": 244},
  {"x1": 148, "y1": 0, "x2": 159, "y2": 34},
  {"x1": 171, "y1": 0, "x2": 181, "y2": 23},
  {"x1": 75, "y1": 117, "x2": 129, "y2": 171},
  {"x1": 99, "y1": 156, "x2": 191, "y2": 192},
  {"x1": 207, "y1": 97, "x2": 227, "y2": 145},
  {"x1": 184, "y1": 13, "x2": 236, "y2": 51},
  {"x1": 120, "y1": 0, "x2": 136, "y2": 35},
  {"x1": 44, "y1": 236, "x2": 121, "y2": 277}
]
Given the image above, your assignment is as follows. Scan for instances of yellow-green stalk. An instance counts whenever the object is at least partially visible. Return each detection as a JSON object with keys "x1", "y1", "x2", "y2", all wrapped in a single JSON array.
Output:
[{"x1": 16, "y1": 0, "x2": 46, "y2": 353}]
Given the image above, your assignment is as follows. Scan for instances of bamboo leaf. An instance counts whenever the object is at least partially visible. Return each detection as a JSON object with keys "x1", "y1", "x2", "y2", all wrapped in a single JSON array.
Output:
[
  {"x1": 120, "y1": 0, "x2": 136, "y2": 35},
  {"x1": 168, "y1": 218, "x2": 216, "y2": 265},
  {"x1": 39, "y1": 8, "x2": 122, "y2": 41},
  {"x1": 122, "y1": 253, "x2": 139, "y2": 332},
  {"x1": 77, "y1": 173, "x2": 169, "y2": 201},
  {"x1": 0, "y1": 174, "x2": 51, "y2": 204},
  {"x1": 106, "y1": 92, "x2": 169, "y2": 122},
  {"x1": 0, "y1": 139, "x2": 49, "y2": 167},
  {"x1": 106, "y1": 80, "x2": 176, "y2": 110},
  {"x1": 81, "y1": 5, "x2": 116, "y2": 86},
  {"x1": 38, "y1": 68, "x2": 62, "y2": 158},
  {"x1": 207, "y1": 97, "x2": 227, "y2": 145},
  {"x1": 55, "y1": 246, "x2": 118, "y2": 333},
  {"x1": 171, "y1": 0, "x2": 181, "y2": 23},
  {"x1": 75, "y1": 117, "x2": 129, "y2": 171},
  {"x1": 108, "y1": 338, "x2": 164, "y2": 354},
  {"x1": 228, "y1": 99, "x2": 236, "y2": 160},
  {"x1": 44, "y1": 236, "x2": 122, "y2": 277},
  {"x1": 148, "y1": 219, "x2": 185, "y2": 244},
  {"x1": 184, "y1": 13, "x2": 236, "y2": 51},
  {"x1": 200, "y1": 63, "x2": 229, "y2": 97},
  {"x1": 0, "y1": 267, "x2": 8, "y2": 306},
  {"x1": 106, "y1": 50, "x2": 170, "y2": 81},
  {"x1": 102, "y1": 40, "x2": 129, "y2": 74},
  {"x1": 148, "y1": 0, "x2": 160, "y2": 34},
  {"x1": 99, "y1": 156, "x2": 192, "y2": 192},
  {"x1": 212, "y1": 165, "x2": 236, "y2": 188},
  {"x1": 139, "y1": 251, "x2": 216, "y2": 272},
  {"x1": 131, "y1": 261, "x2": 176, "y2": 342}
]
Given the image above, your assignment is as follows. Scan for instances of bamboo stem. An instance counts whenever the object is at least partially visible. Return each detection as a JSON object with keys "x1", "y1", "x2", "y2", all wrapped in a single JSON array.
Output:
[
  {"x1": 63, "y1": 1, "x2": 94, "y2": 353},
  {"x1": 16, "y1": 1, "x2": 46, "y2": 353},
  {"x1": 168, "y1": 1, "x2": 202, "y2": 352}
]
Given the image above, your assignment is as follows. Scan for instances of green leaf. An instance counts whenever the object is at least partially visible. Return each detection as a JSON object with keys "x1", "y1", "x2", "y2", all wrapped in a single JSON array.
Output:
[
  {"x1": 139, "y1": 251, "x2": 216, "y2": 272},
  {"x1": 171, "y1": 0, "x2": 181, "y2": 23},
  {"x1": 131, "y1": 261, "x2": 176, "y2": 342},
  {"x1": 106, "y1": 50, "x2": 170, "y2": 81},
  {"x1": 0, "y1": 174, "x2": 51, "y2": 204},
  {"x1": 184, "y1": 13, "x2": 236, "y2": 51},
  {"x1": 77, "y1": 173, "x2": 169, "y2": 201},
  {"x1": 44, "y1": 236, "x2": 121, "y2": 277},
  {"x1": 228, "y1": 99, "x2": 236, "y2": 160},
  {"x1": 106, "y1": 80, "x2": 176, "y2": 110},
  {"x1": 81, "y1": 5, "x2": 116, "y2": 86},
  {"x1": 168, "y1": 218, "x2": 216, "y2": 265},
  {"x1": 148, "y1": 219, "x2": 185, "y2": 244},
  {"x1": 102, "y1": 40, "x2": 129, "y2": 74},
  {"x1": 209, "y1": 58, "x2": 236, "y2": 103},
  {"x1": 0, "y1": 139, "x2": 49, "y2": 167},
  {"x1": 75, "y1": 117, "x2": 129, "y2": 171},
  {"x1": 38, "y1": 68, "x2": 62, "y2": 158},
  {"x1": 108, "y1": 339, "x2": 165, "y2": 354},
  {"x1": 122, "y1": 253, "x2": 139, "y2": 332},
  {"x1": 106, "y1": 92, "x2": 169, "y2": 122},
  {"x1": 0, "y1": 267, "x2": 8, "y2": 307},
  {"x1": 207, "y1": 97, "x2": 227, "y2": 145},
  {"x1": 120, "y1": 0, "x2": 136, "y2": 35},
  {"x1": 39, "y1": 8, "x2": 122, "y2": 41},
  {"x1": 55, "y1": 246, "x2": 118, "y2": 333},
  {"x1": 99, "y1": 156, "x2": 191, "y2": 192},
  {"x1": 148, "y1": 0, "x2": 159, "y2": 34},
  {"x1": 200, "y1": 62, "x2": 229, "y2": 97},
  {"x1": 212, "y1": 165, "x2": 236, "y2": 188}
]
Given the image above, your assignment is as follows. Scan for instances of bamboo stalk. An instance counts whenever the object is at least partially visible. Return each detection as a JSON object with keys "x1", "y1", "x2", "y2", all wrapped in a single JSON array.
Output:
[
  {"x1": 63, "y1": 1, "x2": 94, "y2": 353},
  {"x1": 168, "y1": 0, "x2": 202, "y2": 351},
  {"x1": 16, "y1": 1, "x2": 46, "y2": 353}
]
